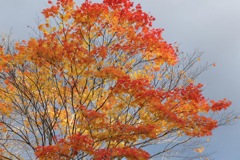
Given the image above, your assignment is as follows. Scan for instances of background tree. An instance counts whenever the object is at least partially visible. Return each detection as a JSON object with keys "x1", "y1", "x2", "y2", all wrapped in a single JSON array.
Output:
[{"x1": 0, "y1": 0, "x2": 232, "y2": 159}]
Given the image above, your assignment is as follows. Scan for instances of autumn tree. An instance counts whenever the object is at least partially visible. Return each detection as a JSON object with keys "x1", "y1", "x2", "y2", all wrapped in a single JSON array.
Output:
[{"x1": 0, "y1": 0, "x2": 232, "y2": 159}]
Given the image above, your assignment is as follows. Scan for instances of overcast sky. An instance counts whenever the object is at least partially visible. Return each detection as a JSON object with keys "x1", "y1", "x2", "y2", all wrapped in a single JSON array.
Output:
[{"x1": 1, "y1": 0, "x2": 240, "y2": 159}]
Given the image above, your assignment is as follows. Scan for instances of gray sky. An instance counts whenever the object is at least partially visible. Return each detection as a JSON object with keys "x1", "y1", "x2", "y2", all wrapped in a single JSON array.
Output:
[{"x1": 1, "y1": 0, "x2": 240, "y2": 159}]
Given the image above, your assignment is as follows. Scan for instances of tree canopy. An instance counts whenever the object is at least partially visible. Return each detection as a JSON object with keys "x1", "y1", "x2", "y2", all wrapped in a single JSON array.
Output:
[{"x1": 0, "y1": 0, "x2": 231, "y2": 159}]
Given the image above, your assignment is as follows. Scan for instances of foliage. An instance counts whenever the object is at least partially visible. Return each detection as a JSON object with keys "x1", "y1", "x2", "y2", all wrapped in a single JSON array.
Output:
[{"x1": 0, "y1": 0, "x2": 231, "y2": 159}]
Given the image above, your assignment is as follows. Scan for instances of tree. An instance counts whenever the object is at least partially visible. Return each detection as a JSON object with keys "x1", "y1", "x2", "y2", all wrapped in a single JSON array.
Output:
[{"x1": 0, "y1": 0, "x2": 232, "y2": 159}]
